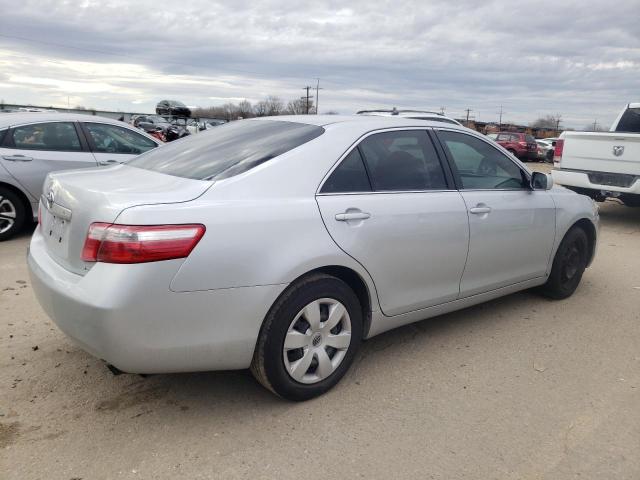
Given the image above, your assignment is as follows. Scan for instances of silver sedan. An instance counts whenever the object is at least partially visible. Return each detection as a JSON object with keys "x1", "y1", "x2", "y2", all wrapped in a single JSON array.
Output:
[
  {"x1": 28, "y1": 115, "x2": 599, "y2": 400},
  {"x1": 0, "y1": 113, "x2": 161, "y2": 240}
]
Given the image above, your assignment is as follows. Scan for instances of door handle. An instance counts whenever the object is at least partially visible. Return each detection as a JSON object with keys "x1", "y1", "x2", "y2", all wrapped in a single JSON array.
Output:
[
  {"x1": 335, "y1": 211, "x2": 371, "y2": 221},
  {"x1": 469, "y1": 205, "x2": 492, "y2": 215},
  {"x1": 2, "y1": 155, "x2": 33, "y2": 162},
  {"x1": 98, "y1": 159, "x2": 120, "y2": 166}
]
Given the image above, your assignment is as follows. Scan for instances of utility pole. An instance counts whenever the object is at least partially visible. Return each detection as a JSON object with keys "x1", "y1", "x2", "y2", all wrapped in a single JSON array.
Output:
[
  {"x1": 465, "y1": 108, "x2": 472, "y2": 126},
  {"x1": 440, "y1": 106, "x2": 446, "y2": 115},
  {"x1": 302, "y1": 86, "x2": 312, "y2": 114},
  {"x1": 555, "y1": 114, "x2": 562, "y2": 136},
  {"x1": 498, "y1": 105, "x2": 503, "y2": 128},
  {"x1": 315, "y1": 78, "x2": 323, "y2": 115},
  {"x1": 592, "y1": 119, "x2": 598, "y2": 131}
]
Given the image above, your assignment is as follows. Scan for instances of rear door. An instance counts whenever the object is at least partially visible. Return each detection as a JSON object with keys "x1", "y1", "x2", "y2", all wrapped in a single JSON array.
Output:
[
  {"x1": 435, "y1": 129, "x2": 556, "y2": 297},
  {"x1": 80, "y1": 122, "x2": 159, "y2": 166},
  {"x1": 316, "y1": 129, "x2": 469, "y2": 316},
  {"x1": 0, "y1": 121, "x2": 96, "y2": 199}
]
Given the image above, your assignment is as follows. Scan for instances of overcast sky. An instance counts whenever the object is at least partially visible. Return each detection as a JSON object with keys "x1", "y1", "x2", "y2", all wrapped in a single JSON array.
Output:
[{"x1": 0, "y1": 0, "x2": 638, "y2": 128}]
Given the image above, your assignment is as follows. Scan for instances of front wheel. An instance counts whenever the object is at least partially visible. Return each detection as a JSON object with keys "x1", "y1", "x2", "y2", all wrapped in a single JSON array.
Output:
[
  {"x1": 538, "y1": 227, "x2": 589, "y2": 299},
  {"x1": 251, "y1": 274, "x2": 363, "y2": 401}
]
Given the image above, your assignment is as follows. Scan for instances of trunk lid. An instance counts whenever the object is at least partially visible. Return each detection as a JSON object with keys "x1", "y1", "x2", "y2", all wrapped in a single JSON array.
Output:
[
  {"x1": 560, "y1": 131, "x2": 640, "y2": 175},
  {"x1": 40, "y1": 164, "x2": 212, "y2": 274}
]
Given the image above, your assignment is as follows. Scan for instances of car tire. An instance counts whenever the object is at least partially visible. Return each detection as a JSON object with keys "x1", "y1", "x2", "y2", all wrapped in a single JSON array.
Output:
[
  {"x1": 251, "y1": 273, "x2": 363, "y2": 401},
  {"x1": 620, "y1": 194, "x2": 640, "y2": 207},
  {"x1": 0, "y1": 187, "x2": 26, "y2": 241},
  {"x1": 538, "y1": 227, "x2": 589, "y2": 300}
]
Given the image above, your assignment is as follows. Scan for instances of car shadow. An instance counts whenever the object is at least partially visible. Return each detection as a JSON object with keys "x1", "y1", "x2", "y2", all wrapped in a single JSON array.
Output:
[
  {"x1": 84, "y1": 288, "x2": 540, "y2": 419},
  {"x1": 597, "y1": 199, "x2": 640, "y2": 231}
]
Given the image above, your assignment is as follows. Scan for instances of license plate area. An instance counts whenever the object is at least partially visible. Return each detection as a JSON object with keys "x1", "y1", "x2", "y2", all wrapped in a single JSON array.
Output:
[{"x1": 41, "y1": 199, "x2": 72, "y2": 255}]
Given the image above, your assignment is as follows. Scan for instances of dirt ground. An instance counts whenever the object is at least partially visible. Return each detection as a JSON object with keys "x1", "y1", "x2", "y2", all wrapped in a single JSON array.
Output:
[{"x1": 2, "y1": 164, "x2": 639, "y2": 479}]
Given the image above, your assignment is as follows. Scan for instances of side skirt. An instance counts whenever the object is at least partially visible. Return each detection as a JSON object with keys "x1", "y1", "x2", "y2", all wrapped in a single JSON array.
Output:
[{"x1": 366, "y1": 277, "x2": 546, "y2": 338}]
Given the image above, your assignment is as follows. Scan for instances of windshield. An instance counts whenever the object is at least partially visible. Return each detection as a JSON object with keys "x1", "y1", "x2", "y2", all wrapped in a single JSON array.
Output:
[
  {"x1": 614, "y1": 107, "x2": 640, "y2": 133},
  {"x1": 127, "y1": 120, "x2": 324, "y2": 180}
]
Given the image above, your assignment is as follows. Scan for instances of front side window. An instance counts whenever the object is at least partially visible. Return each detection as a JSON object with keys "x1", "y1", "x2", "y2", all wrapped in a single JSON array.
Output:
[
  {"x1": 438, "y1": 131, "x2": 526, "y2": 190},
  {"x1": 358, "y1": 130, "x2": 447, "y2": 191},
  {"x1": 321, "y1": 148, "x2": 371, "y2": 193},
  {"x1": 128, "y1": 120, "x2": 324, "y2": 180},
  {"x1": 11, "y1": 122, "x2": 81, "y2": 151},
  {"x1": 84, "y1": 123, "x2": 157, "y2": 155}
]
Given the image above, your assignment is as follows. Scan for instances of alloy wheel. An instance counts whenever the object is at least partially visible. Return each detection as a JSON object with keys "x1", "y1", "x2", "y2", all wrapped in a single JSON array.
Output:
[
  {"x1": 0, "y1": 195, "x2": 17, "y2": 235},
  {"x1": 283, "y1": 298, "x2": 352, "y2": 384}
]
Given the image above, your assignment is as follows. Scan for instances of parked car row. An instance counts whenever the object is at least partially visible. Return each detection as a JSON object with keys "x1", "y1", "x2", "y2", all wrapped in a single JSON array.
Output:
[{"x1": 485, "y1": 132, "x2": 558, "y2": 163}]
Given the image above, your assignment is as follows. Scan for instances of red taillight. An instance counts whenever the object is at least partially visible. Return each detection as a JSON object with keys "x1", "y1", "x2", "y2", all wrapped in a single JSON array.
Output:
[
  {"x1": 554, "y1": 139, "x2": 564, "y2": 164},
  {"x1": 81, "y1": 223, "x2": 205, "y2": 264}
]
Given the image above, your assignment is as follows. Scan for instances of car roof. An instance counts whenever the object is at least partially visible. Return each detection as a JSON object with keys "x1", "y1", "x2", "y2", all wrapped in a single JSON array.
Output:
[
  {"x1": 254, "y1": 114, "x2": 469, "y2": 131},
  {"x1": 0, "y1": 112, "x2": 131, "y2": 129}
]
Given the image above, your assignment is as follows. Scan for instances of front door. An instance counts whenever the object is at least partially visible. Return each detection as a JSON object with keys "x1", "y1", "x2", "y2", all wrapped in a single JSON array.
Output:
[
  {"x1": 316, "y1": 129, "x2": 470, "y2": 316},
  {"x1": 435, "y1": 129, "x2": 556, "y2": 297},
  {"x1": 0, "y1": 121, "x2": 96, "y2": 199}
]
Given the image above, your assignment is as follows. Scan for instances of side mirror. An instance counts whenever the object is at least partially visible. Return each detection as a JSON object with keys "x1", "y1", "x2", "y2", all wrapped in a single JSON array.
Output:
[{"x1": 531, "y1": 171, "x2": 553, "y2": 190}]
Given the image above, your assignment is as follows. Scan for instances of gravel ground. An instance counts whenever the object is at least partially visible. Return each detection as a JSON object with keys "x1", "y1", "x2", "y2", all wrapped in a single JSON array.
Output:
[{"x1": 2, "y1": 163, "x2": 639, "y2": 479}]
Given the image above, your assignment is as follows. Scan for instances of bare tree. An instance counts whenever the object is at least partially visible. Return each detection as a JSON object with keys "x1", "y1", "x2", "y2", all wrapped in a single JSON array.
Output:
[
  {"x1": 237, "y1": 99, "x2": 254, "y2": 119},
  {"x1": 286, "y1": 98, "x2": 314, "y2": 115},
  {"x1": 253, "y1": 95, "x2": 284, "y2": 117},
  {"x1": 530, "y1": 114, "x2": 562, "y2": 129}
]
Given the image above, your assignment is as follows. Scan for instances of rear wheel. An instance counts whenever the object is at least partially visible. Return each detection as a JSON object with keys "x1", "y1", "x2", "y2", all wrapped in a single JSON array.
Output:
[
  {"x1": 620, "y1": 194, "x2": 640, "y2": 207},
  {"x1": 538, "y1": 227, "x2": 588, "y2": 299},
  {"x1": 0, "y1": 187, "x2": 26, "y2": 241},
  {"x1": 251, "y1": 273, "x2": 362, "y2": 401}
]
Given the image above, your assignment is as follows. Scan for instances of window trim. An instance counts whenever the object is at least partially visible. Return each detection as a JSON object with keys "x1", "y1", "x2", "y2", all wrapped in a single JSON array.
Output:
[
  {"x1": 432, "y1": 128, "x2": 532, "y2": 192},
  {"x1": 316, "y1": 127, "x2": 457, "y2": 196},
  {"x1": 79, "y1": 121, "x2": 159, "y2": 155},
  {"x1": 3, "y1": 121, "x2": 88, "y2": 153}
]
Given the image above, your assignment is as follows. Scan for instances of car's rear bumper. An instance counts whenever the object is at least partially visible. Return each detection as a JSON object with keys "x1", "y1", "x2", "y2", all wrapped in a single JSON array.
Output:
[
  {"x1": 552, "y1": 168, "x2": 640, "y2": 195},
  {"x1": 28, "y1": 229, "x2": 287, "y2": 374}
]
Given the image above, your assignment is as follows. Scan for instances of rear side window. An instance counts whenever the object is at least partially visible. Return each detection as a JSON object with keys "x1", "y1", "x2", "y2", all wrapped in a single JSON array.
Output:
[
  {"x1": 11, "y1": 122, "x2": 81, "y2": 151},
  {"x1": 321, "y1": 148, "x2": 371, "y2": 193},
  {"x1": 128, "y1": 120, "x2": 324, "y2": 180},
  {"x1": 615, "y1": 107, "x2": 640, "y2": 133},
  {"x1": 84, "y1": 123, "x2": 157, "y2": 154},
  {"x1": 358, "y1": 130, "x2": 447, "y2": 191}
]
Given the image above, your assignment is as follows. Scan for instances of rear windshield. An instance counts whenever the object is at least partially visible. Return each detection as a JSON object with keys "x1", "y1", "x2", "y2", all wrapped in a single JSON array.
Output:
[
  {"x1": 614, "y1": 107, "x2": 640, "y2": 133},
  {"x1": 525, "y1": 135, "x2": 536, "y2": 143},
  {"x1": 127, "y1": 120, "x2": 324, "y2": 180}
]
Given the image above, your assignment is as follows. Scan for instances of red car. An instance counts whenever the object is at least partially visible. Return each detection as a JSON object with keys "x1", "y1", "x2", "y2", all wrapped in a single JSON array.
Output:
[{"x1": 495, "y1": 132, "x2": 538, "y2": 161}]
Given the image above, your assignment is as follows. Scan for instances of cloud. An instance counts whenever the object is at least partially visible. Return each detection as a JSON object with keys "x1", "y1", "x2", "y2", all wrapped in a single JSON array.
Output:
[{"x1": 0, "y1": 0, "x2": 638, "y2": 127}]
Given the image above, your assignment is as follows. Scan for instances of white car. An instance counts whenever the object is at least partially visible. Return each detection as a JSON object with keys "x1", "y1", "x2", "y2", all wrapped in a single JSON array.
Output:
[
  {"x1": 357, "y1": 108, "x2": 462, "y2": 126},
  {"x1": 552, "y1": 103, "x2": 640, "y2": 206},
  {"x1": 28, "y1": 115, "x2": 598, "y2": 400},
  {"x1": 0, "y1": 113, "x2": 162, "y2": 240}
]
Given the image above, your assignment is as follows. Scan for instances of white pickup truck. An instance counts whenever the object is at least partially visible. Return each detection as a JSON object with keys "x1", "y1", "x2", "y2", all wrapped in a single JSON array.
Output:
[{"x1": 552, "y1": 103, "x2": 640, "y2": 206}]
